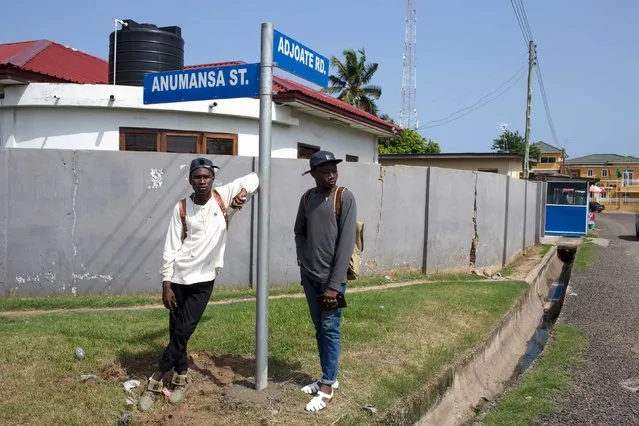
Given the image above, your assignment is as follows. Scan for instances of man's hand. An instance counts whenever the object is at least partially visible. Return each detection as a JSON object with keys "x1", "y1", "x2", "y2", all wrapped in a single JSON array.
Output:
[
  {"x1": 323, "y1": 288, "x2": 338, "y2": 300},
  {"x1": 231, "y1": 188, "x2": 248, "y2": 209},
  {"x1": 318, "y1": 288, "x2": 339, "y2": 310},
  {"x1": 162, "y1": 281, "x2": 177, "y2": 311}
]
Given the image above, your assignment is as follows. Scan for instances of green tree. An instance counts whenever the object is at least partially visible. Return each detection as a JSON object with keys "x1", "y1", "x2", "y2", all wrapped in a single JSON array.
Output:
[
  {"x1": 379, "y1": 129, "x2": 441, "y2": 154},
  {"x1": 322, "y1": 48, "x2": 382, "y2": 115},
  {"x1": 492, "y1": 130, "x2": 541, "y2": 160},
  {"x1": 379, "y1": 113, "x2": 395, "y2": 124}
]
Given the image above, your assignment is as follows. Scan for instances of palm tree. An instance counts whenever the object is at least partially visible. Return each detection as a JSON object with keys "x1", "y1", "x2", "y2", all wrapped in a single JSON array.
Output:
[{"x1": 322, "y1": 48, "x2": 382, "y2": 115}]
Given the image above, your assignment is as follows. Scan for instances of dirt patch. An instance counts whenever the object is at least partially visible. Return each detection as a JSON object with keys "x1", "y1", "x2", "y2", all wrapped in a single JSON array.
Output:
[
  {"x1": 144, "y1": 404, "x2": 222, "y2": 426},
  {"x1": 121, "y1": 351, "x2": 321, "y2": 426},
  {"x1": 503, "y1": 245, "x2": 549, "y2": 280},
  {"x1": 94, "y1": 350, "x2": 314, "y2": 425},
  {"x1": 223, "y1": 378, "x2": 289, "y2": 410},
  {"x1": 190, "y1": 352, "x2": 255, "y2": 388}
]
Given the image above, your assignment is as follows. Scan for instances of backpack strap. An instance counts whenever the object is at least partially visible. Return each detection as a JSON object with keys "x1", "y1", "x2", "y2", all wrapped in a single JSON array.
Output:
[
  {"x1": 212, "y1": 190, "x2": 229, "y2": 229},
  {"x1": 334, "y1": 186, "x2": 346, "y2": 219},
  {"x1": 303, "y1": 186, "x2": 345, "y2": 221},
  {"x1": 179, "y1": 191, "x2": 228, "y2": 242},
  {"x1": 179, "y1": 199, "x2": 187, "y2": 242}
]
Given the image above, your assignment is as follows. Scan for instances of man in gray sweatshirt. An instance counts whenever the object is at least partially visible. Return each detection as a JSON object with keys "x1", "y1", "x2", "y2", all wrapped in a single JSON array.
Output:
[{"x1": 294, "y1": 150, "x2": 357, "y2": 412}]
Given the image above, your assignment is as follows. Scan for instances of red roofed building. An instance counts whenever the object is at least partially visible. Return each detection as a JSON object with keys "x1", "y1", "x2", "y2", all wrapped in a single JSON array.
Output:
[
  {"x1": 0, "y1": 39, "x2": 396, "y2": 163},
  {"x1": 0, "y1": 40, "x2": 108, "y2": 85}
]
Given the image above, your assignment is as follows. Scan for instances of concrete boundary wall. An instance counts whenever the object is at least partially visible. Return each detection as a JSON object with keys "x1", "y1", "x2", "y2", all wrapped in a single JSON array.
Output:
[{"x1": 0, "y1": 148, "x2": 543, "y2": 296}]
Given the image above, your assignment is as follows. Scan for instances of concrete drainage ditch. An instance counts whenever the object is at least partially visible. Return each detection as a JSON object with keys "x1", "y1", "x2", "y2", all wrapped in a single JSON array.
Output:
[{"x1": 376, "y1": 240, "x2": 579, "y2": 426}]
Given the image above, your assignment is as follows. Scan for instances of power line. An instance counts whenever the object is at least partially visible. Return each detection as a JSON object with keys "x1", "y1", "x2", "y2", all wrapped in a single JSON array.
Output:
[
  {"x1": 515, "y1": 0, "x2": 534, "y2": 41},
  {"x1": 510, "y1": 0, "x2": 530, "y2": 44},
  {"x1": 509, "y1": 0, "x2": 561, "y2": 148},
  {"x1": 419, "y1": 65, "x2": 527, "y2": 130},
  {"x1": 535, "y1": 60, "x2": 559, "y2": 146}
]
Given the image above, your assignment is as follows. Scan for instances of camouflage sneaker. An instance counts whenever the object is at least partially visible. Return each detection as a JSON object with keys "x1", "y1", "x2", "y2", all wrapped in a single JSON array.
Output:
[
  {"x1": 138, "y1": 377, "x2": 163, "y2": 412},
  {"x1": 169, "y1": 372, "x2": 191, "y2": 405}
]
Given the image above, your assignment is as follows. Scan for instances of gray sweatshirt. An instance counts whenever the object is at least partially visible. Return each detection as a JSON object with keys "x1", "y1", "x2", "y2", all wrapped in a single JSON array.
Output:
[{"x1": 294, "y1": 186, "x2": 357, "y2": 290}]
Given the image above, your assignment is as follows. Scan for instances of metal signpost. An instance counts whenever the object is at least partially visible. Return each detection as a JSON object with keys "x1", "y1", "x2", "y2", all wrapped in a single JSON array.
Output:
[
  {"x1": 254, "y1": 25, "x2": 329, "y2": 391},
  {"x1": 255, "y1": 22, "x2": 273, "y2": 392},
  {"x1": 141, "y1": 22, "x2": 329, "y2": 392}
]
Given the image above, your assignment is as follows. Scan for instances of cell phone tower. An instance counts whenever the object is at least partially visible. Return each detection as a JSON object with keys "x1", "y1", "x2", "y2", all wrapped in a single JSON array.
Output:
[{"x1": 399, "y1": 0, "x2": 418, "y2": 130}]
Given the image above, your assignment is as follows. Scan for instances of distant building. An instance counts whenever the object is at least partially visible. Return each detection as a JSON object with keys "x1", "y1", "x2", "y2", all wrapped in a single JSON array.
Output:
[
  {"x1": 530, "y1": 141, "x2": 566, "y2": 176},
  {"x1": 379, "y1": 152, "x2": 524, "y2": 178},
  {"x1": 566, "y1": 154, "x2": 639, "y2": 208}
]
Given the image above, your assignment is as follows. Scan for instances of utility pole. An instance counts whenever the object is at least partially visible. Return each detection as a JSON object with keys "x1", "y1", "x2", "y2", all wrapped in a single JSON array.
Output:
[{"x1": 523, "y1": 40, "x2": 536, "y2": 179}]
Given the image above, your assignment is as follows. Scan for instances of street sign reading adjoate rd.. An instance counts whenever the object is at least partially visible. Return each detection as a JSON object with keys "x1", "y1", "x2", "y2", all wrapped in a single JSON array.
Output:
[
  {"x1": 143, "y1": 63, "x2": 260, "y2": 104},
  {"x1": 273, "y1": 30, "x2": 329, "y2": 88}
]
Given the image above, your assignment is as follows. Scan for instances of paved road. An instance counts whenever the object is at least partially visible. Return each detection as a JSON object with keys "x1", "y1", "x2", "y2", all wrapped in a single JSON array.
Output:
[{"x1": 543, "y1": 212, "x2": 639, "y2": 425}]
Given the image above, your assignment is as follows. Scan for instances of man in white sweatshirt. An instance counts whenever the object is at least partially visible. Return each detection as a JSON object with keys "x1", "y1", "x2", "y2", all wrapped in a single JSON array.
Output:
[{"x1": 139, "y1": 157, "x2": 259, "y2": 412}]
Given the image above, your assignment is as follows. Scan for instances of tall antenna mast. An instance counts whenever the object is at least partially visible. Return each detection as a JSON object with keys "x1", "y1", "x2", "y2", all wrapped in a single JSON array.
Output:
[{"x1": 400, "y1": 0, "x2": 418, "y2": 130}]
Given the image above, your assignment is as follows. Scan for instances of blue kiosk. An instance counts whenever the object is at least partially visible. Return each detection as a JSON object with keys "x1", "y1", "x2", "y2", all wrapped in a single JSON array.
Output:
[{"x1": 544, "y1": 180, "x2": 589, "y2": 237}]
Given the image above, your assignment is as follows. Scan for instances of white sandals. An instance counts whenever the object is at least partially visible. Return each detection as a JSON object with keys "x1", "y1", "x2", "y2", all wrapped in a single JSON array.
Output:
[
  {"x1": 300, "y1": 380, "x2": 339, "y2": 395},
  {"x1": 305, "y1": 389, "x2": 333, "y2": 412}
]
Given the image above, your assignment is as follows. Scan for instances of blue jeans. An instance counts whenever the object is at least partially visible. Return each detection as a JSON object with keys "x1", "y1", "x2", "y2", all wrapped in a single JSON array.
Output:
[{"x1": 301, "y1": 270, "x2": 346, "y2": 386}]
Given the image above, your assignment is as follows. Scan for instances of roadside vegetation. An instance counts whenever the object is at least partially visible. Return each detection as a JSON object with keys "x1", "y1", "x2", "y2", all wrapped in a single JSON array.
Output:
[
  {"x1": 483, "y1": 325, "x2": 586, "y2": 426},
  {"x1": 0, "y1": 279, "x2": 526, "y2": 425}
]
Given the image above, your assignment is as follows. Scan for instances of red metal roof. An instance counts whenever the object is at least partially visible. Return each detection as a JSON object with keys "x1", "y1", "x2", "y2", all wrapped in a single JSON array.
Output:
[
  {"x1": 1, "y1": 41, "x2": 395, "y2": 132},
  {"x1": 0, "y1": 40, "x2": 108, "y2": 84},
  {"x1": 271, "y1": 74, "x2": 396, "y2": 130},
  {"x1": 0, "y1": 41, "x2": 38, "y2": 63},
  {"x1": 185, "y1": 62, "x2": 396, "y2": 132},
  {"x1": 185, "y1": 62, "x2": 246, "y2": 69}
]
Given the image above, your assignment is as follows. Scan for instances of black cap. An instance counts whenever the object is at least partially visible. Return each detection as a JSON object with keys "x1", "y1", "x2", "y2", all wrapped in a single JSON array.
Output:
[
  {"x1": 303, "y1": 150, "x2": 343, "y2": 175},
  {"x1": 189, "y1": 157, "x2": 219, "y2": 176}
]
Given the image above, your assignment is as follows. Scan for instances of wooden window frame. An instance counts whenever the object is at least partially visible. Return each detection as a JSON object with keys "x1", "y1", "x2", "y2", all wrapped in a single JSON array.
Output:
[
  {"x1": 119, "y1": 128, "x2": 161, "y2": 151},
  {"x1": 119, "y1": 128, "x2": 238, "y2": 155},
  {"x1": 297, "y1": 142, "x2": 320, "y2": 159},
  {"x1": 162, "y1": 131, "x2": 201, "y2": 154},
  {"x1": 203, "y1": 133, "x2": 238, "y2": 155}
]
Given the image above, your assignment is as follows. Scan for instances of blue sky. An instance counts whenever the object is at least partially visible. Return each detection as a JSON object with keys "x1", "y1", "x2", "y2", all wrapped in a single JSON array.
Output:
[{"x1": 3, "y1": 0, "x2": 637, "y2": 158}]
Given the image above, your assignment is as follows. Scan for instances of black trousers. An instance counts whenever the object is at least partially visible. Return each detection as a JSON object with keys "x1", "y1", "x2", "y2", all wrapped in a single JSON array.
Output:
[{"x1": 159, "y1": 280, "x2": 214, "y2": 372}]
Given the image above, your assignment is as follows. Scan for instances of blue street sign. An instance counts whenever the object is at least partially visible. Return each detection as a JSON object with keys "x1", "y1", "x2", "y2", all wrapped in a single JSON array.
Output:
[
  {"x1": 273, "y1": 30, "x2": 329, "y2": 87},
  {"x1": 143, "y1": 63, "x2": 260, "y2": 104}
]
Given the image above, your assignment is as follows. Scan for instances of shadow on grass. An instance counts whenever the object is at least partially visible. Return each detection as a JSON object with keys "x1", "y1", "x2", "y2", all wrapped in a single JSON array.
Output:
[{"x1": 111, "y1": 349, "x2": 312, "y2": 389}]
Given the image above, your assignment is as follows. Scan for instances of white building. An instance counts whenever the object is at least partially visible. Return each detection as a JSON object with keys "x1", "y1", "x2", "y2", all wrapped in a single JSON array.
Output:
[{"x1": 0, "y1": 40, "x2": 396, "y2": 163}]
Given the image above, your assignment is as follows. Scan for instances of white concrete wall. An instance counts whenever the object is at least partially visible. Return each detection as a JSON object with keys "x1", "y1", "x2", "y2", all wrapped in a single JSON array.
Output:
[{"x1": 0, "y1": 83, "x2": 379, "y2": 162}]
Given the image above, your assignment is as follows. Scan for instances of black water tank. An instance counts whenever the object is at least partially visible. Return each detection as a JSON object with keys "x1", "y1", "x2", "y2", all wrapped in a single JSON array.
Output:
[{"x1": 108, "y1": 19, "x2": 184, "y2": 86}]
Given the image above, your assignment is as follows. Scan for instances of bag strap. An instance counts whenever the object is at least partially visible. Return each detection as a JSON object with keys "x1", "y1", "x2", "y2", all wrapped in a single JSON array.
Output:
[
  {"x1": 179, "y1": 191, "x2": 228, "y2": 242},
  {"x1": 212, "y1": 190, "x2": 229, "y2": 229},
  {"x1": 179, "y1": 199, "x2": 187, "y2": 242},
  {"x1": 334, "y1": 186, "x2": 345, "y2": 219},
  {"x1": 304, "y1": 187, "x2": 346, "y2": 220}
]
